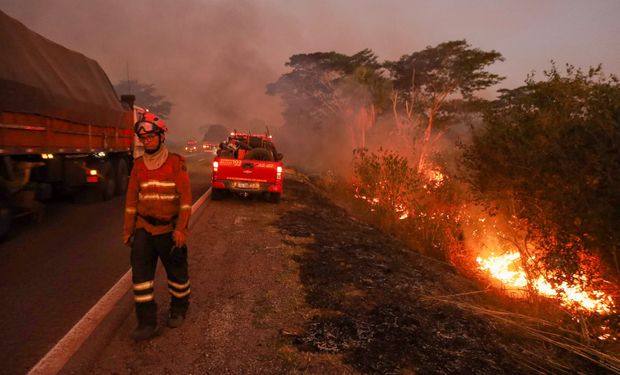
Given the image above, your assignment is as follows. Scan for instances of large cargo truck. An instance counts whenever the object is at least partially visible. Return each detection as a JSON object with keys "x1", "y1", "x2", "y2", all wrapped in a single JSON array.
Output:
[{"x1": 0, "y1": 10, "x2": 139, "y2": 236}]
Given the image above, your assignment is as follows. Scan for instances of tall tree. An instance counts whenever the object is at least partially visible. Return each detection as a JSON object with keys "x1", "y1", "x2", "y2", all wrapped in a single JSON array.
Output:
[
  {"x1": 385, "y1": 40, "x2": 504, "y2": 171},
  {"x1": 114, "y1": 80, "x2": 173, "y2": 119},
  {"x1": 267, "y1": 49, "x2": 391, "y2": 150},
  {"x1": 201, "y1": 124, "x2": 229, "y2": 142}
]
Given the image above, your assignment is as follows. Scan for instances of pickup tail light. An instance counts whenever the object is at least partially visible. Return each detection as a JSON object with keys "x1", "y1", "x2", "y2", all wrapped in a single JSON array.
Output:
[
  {"x1": 212, "y1": 160, "x2": 219, "y2": 173},
  {"x1": 86, "y1": 169, "x2": 98, "y2": 183},
  {"x1": 276, "y1": 166, "x2": 283, "y2": 180}
]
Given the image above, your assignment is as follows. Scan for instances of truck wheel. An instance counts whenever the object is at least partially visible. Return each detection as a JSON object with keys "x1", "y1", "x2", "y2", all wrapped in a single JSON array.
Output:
[
  {"x1": 114, "y1": 159, "x2": 129, "y2": 195},
  {"x1": 268, "y1": 192, "x2": 281, "y2": 203},
  {"x1": 211, "y1": 188, "x2": 225, "y2": 201},
  {"x1": 99, "y1": 162, "x2": 116, "y2": 201},
  {"x1": 244, "y1": 148, "x2": 274, "y2": 161}
]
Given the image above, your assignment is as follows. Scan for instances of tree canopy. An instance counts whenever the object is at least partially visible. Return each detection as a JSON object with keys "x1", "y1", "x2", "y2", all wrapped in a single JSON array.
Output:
[
  {"x1": 202, "y1": 124, "x2": 229, "y2": 142},
  {"x1": 386, "y1": 40, "x2": 504, "y2": 100},
  {"x1": 266, "y1": 48, "x2": 390, "y2": 122}
]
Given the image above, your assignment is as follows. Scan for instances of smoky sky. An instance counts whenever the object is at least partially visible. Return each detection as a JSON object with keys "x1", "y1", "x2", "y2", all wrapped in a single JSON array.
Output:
[{"x1": 1, "y1": 0, "x2": 619, "y2": 142}]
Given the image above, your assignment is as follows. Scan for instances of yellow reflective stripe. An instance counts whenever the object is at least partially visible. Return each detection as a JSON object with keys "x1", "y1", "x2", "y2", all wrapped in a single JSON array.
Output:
[
  {"x1": 169, "y1": 288, "x2": 191, "y2": 298},
  {"x1": 125, "y1": 207, "x2": 136, "y2": 214},
  {"x1": 180, "y1": 204, "x2": 192, "y2": 210},
  {"x1": 134, "y1": 294, "x2": 154, "y2": 302},
  {"x1": 139, "y1": 193, "x2": 179, "y2": 200},
  {"x1": 140, "y1": 181, "x2": 176, "y2": 188},
  {"x1": 133, "y1": 281, "x2": 154, "y2": 291},
  {"x1": 168, "y1": 280, "x2": 190, "y2": 290}
]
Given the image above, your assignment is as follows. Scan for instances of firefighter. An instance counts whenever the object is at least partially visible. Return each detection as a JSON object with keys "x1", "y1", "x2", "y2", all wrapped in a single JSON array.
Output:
[{"x1": 122, "y1": 112, "x2": 192, "y2": 341}]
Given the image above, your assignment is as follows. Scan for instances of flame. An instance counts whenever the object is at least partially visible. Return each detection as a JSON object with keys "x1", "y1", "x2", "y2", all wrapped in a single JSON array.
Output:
[
  {"x1": 354, "y1": 187, "x2": 409, "y2": 220},
  {"x1": 477, "y1": 252, "x2": 615, "y2": 315},
  {"x1": 424, "y1": 168, "x2": 445, "y2": 189},
  {"x1": 428, "y1": 169, "x2": 445, "y2": 183},
  {"x1": 355, "y1": 183, "x2": 616, "y2": 315},
  {"x1": 477, "y1": 252, "x2": 527, "y2": 288}
]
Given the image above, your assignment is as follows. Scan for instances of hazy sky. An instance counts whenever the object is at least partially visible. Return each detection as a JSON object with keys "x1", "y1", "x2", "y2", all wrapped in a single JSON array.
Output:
[{"x1": 1, "y1": 0, "x2": 619, "y2": 141}]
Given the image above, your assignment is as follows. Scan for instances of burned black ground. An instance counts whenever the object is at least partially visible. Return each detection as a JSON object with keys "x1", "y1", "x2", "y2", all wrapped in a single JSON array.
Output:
[{"x1": 277, "y1": 179, "x2": 600, "y2": 374}]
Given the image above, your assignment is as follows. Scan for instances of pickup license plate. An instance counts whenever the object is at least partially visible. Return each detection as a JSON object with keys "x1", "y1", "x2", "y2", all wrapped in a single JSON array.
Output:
[{"x1": 235, "y1": 181, "x2": 260, "y2": 189}]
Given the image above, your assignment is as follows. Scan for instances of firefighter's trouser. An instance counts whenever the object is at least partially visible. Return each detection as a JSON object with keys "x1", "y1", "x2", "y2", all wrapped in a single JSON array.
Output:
[{"x1": 131, "y1": 228, "x2": 190, "y2": 327}]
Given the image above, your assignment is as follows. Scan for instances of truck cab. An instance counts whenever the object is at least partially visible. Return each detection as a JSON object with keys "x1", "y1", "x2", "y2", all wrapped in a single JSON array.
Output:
[{"x1": 211, "y1": 132, "x2": 283, "y2": 202}]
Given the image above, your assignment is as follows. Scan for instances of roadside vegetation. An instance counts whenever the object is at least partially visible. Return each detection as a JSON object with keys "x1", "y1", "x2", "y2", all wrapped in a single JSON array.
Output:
[{"x1": 268, "y1": 40, "x2": 620, "y2": 371}]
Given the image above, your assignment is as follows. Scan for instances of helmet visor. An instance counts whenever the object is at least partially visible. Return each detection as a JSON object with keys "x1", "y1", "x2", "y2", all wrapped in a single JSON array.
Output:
[{"x1": 135, "y1": 121, "x2": 159, "y2": 134}]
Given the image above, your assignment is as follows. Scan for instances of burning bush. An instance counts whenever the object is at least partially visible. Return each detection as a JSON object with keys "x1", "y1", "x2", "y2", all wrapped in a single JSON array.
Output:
[
  {"x1": 347, "y1": 64, "x2": 620, "y2": 323},
  {"x1": 352, "y1": 148, "x2": 462, "y2": 261},
  {"x1": 462, "y1": 64, "x2": 620, "y2": 299}
]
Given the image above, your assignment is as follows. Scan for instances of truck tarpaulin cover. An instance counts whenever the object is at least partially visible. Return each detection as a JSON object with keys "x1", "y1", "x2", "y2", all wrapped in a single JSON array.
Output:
[{"x1": 0, "y1": 10, "x2": 125, "y2": 128}]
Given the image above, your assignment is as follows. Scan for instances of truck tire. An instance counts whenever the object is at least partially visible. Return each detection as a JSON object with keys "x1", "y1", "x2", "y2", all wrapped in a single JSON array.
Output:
[
  {"x1": 211, "y1": 188, "x2": 225, "y2": 201},
  {"x1": 244, "y1": 148, "x2": 274, "y2": 161},
  {"x1": 268, "y1": 192, "x2": 281, "y2": 203},
  {"x1": 114, "y1": 159, "x2": 129, "y2": 195},
  {"x1": 99, "y1": 162, "x2": 116, "y2": 201}
]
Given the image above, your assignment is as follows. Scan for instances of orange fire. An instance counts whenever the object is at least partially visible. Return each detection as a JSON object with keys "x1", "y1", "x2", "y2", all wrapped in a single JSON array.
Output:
[
  {"x1": 477, "y1": 251, "x2": 615, "y2": 315},
  {"x1": 354, "y1": 188, "x2": 409, "y2": 220},
  {"x1": 423, "y1": 168, "x2": 445, "y2": 189},
  {"x1": 352, "y1": 162, "x2": 617, "y2": 327}
]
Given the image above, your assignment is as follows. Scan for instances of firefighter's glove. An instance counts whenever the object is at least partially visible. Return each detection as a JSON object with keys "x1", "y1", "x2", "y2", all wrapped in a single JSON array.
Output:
[{"x1": 173, "y1": 230, "x2": 187, "y2": 248}]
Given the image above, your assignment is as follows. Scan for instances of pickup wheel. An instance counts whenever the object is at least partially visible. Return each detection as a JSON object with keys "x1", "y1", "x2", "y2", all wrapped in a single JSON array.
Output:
[
  {"x1": 114, "y1": 159, "x2": 129, "y2": 195},
  {"x1": 211, "y1": 188, "x2": 225, "y2": 201},
  {"x1": 268, "y1": 192, "x2": 281, "y2": 204},
  {"x1": 99, "y1": 162, "x2": 116, "y2": 201}
]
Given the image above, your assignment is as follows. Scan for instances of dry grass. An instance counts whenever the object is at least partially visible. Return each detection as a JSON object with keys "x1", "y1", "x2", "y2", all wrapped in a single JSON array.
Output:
[{"x1": 424, "y1": 293, "x2": 620, "y2": 374}]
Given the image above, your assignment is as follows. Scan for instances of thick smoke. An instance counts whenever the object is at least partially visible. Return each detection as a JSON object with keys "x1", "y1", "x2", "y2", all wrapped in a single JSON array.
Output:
[
  {"x1": 1, "y1": 0, "x2": 618, "y2": 148},
  {"x1": 0, "y1": 0, "x2": 296, "y2": 142}
]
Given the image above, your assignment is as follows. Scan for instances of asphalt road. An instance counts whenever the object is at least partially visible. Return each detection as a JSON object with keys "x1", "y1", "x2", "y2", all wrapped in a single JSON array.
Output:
[{"x1": 0, "y1": 152, "x2": 213, "y2": 375}]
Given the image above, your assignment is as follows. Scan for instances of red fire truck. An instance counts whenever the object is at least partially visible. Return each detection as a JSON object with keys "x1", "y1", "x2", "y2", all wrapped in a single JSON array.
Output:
[{"x1": 211, "y1": 132, "x2": 283, "y2": 202}]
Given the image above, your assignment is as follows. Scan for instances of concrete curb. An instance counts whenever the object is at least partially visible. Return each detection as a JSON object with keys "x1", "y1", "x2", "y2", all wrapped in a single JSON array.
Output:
[{"x1": 28, "y1": 187, "x2": 212, "y2": 375}]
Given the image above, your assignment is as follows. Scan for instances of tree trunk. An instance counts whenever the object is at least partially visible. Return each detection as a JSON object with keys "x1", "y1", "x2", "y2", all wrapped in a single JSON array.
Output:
[
  {"x1": 417, "y1": 112, "x2": 433, "y2": 172},
  {"x1": 391, "y1": 91, "x2": 404, "y2": 135}
]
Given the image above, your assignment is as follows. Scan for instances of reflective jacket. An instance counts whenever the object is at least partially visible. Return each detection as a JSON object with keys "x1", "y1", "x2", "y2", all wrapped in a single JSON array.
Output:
[{"x1": 123, "y1": 153, "x2": 192, "y2": 238}]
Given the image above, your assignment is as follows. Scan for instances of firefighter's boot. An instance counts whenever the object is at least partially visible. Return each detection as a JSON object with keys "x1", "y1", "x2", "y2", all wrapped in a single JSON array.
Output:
[
  {"x1": 131, "y1": 325, "x2": 157, "y2": 341},
  {"x1": 132, "y1": 301, "x2": 157, "y2": 341},
  {"x1": 168, "y1": 295, "x2": 189, "y2": 328},
  {"x1": 167, "y1": 310, "x2": 185, "y2": 328}
]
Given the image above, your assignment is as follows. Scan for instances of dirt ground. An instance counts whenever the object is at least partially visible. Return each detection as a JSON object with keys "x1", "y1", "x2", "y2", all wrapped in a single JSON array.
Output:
[{"x1": 82, "y1": 171, "x2": 607, "y2": 374}]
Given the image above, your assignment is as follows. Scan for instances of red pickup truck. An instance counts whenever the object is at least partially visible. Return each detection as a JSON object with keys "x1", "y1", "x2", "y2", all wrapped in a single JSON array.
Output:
[{"x1": 211, "y1": 132, "x2": 283, "y2": 202}]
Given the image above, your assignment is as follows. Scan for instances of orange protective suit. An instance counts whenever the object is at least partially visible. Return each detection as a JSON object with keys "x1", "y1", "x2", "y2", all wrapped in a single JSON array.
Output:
[{"x1": 123, "y1": 153, "x2": 192, "y2": 238}]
